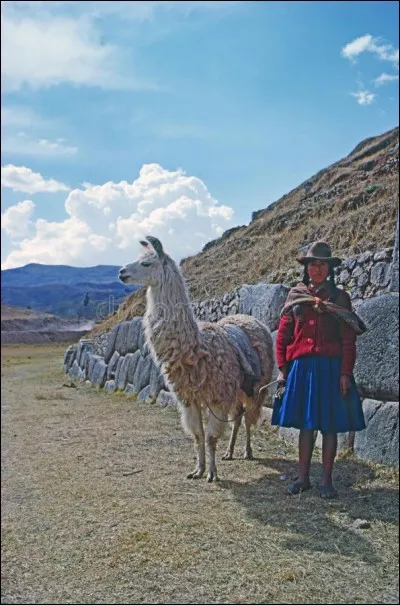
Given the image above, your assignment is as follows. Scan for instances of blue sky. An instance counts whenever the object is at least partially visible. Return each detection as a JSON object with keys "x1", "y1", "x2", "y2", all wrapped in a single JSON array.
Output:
[{"x1": 1, "y1": 0, "x2": 399, "y2": 269}]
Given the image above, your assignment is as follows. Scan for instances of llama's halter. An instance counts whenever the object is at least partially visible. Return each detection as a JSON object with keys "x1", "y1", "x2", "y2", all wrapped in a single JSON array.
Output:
[{"x1": 205, "y1": 379, "x2": 284, "y2": 424}]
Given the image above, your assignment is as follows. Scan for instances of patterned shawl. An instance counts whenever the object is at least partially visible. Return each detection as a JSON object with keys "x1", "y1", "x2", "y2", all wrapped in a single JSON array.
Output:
[{"x1": 281, "y1": 282, "x2": 367, "y2": 335}]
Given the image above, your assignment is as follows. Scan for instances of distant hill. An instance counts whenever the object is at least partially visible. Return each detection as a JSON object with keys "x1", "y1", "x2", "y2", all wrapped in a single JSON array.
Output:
[
  {"x1": 1, "y1": 304, "x2": 91, "y2": 329},
  {"x1": 1, "y1": 264, "x2": 139, "y2": 318},
  {"x1": 1, "y1": 304, "x2": 56, "y2": 321},
  {"x1": 1, "y1": 304, "x2": 94, "y2": 345},
  {"x1": 1, "y1": 263, "x2": 122, "y2": 287}
]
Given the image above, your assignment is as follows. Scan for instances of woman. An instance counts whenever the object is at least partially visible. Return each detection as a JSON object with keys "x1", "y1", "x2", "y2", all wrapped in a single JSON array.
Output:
[{"x1": 271, "y1": 241, "x2": 366, "y2": 498}]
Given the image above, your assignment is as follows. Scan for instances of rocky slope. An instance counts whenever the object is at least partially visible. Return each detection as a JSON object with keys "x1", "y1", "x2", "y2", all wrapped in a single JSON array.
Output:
[{"x1": 182, "y1": 126, "x2": 399, "y2": 299}]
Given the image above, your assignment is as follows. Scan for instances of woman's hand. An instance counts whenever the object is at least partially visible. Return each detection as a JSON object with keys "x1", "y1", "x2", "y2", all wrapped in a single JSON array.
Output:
[
  {"x1": 277, "y1": 366, "x2": 288, "y2": 385},
  {"x1": 340, "y1": 374, "x2": 351, "y2": 397}
]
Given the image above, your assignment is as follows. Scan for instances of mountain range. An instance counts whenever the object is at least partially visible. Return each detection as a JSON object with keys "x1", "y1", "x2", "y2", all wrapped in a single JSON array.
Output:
[{"x1": 1, "y1": 264, "x2": 138, "y2": 318}]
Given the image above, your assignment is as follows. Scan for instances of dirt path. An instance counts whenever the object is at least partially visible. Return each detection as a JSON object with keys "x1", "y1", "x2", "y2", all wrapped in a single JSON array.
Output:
[{"x1": 1, "y1": 345, "x2": 399, "y2": 604}]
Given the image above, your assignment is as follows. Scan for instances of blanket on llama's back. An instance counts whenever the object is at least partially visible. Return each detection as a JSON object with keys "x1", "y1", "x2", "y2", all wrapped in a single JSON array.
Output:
[{"x1": 221, "y1": 323, "x2": 261, "y2": 396}]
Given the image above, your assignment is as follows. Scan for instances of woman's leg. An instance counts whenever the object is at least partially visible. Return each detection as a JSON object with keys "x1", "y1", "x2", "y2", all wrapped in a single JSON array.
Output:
[
  {"x1": 288, "y1": 429, "x2": 314, "y2": 494},
  {"x1": 298, "y1": 428, "x2": 315, "y2": 485},
  {"x1": 320, "y1": 432, "x2": 338, "y2": 498}
]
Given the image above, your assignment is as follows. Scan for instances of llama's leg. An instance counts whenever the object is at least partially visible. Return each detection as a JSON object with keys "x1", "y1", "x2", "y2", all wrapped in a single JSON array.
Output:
[
  {"x1": 244, "y1": 410, "x2": 254, "y2": 460},
  {"x1": 205, "y1": 408, "x2": 227, "y2": 482},
  {"x1": 243, "y1": 393, "x2": 261, "y2": 459},
  {"x1": 222, "y1": 403, "x2": 243, "y2": 460},
  {"x1": 180, "y1": 404, "x2": 205, "y2": 479}
]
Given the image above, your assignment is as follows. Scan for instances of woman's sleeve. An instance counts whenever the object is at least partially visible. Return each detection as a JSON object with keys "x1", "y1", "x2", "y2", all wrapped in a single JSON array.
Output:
[
  {"x1": 338, "y1": 290, "x2": 356, "y2": 376},
  {"x1": 276, "y1": 312, "x2": 295, "y2": 369}
]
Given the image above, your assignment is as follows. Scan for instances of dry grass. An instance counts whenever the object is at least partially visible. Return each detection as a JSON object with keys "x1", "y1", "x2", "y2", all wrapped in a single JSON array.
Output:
[
  {"x1": 180, "y1": 127, "x2": 398, "y2": 300},
  {"x1": 34, "y1": 392, "x2": 69, "y2": 401},
  {"x1": 90, "y1": 289, "x2": 146, "y2": 335},
  {"x1": 181, "y1": 181, "x2": 398, "y2": 300},
  {"x1": 1, "y1": 345, "x2": 399, "y2": 604},
  {"x1": 1, "y1": 305, "x2": 55, "y2": 320}
]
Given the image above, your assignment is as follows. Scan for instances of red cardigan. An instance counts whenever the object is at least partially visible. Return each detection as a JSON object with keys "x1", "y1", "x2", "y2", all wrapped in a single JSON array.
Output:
[{"x1": 275, "y1": 285, "x2": 356, "y2": 376}]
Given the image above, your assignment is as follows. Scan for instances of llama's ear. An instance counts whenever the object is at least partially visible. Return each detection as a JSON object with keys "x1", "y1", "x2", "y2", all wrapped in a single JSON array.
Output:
[
  {"x1": 139, "y1": 240, "x2": 149, "y2": 248},
  {"x1": 146, "y1": 235, "x2": 164, "y2": 258}
]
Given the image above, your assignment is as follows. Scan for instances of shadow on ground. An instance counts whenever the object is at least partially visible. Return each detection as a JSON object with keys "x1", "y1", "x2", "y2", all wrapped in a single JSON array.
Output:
[{"x1": 218, "y1": 454, "x2": 399, "y2": 564}]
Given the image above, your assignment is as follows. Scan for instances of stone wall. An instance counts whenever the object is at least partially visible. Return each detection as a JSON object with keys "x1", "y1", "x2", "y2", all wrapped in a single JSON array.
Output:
[
  {"x1": 64, "y1": 318, "x2": 176, "y2": 408},
  {"x1": 335, "y1": 248, "x2": 394, "y2": 306},
  {"x1": 192, "y1": 288, "x2": 240, "y2": 322},
  {"x1": 191, "y1": 284, "x2": 290, "y2": 334},
  {"x1": 389, "y1": 215, "x2": 399, "y2": 292}
]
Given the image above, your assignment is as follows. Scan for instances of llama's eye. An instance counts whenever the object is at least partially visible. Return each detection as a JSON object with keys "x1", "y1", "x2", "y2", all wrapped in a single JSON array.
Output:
[{"x1": 141, "y1": 261, "x2": 151, "y2": 267}]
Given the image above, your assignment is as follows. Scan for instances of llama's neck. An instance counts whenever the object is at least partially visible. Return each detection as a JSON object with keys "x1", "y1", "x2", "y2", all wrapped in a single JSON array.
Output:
[{"x1": 144, "y1": 258, "x2": 200, "y2": 364}]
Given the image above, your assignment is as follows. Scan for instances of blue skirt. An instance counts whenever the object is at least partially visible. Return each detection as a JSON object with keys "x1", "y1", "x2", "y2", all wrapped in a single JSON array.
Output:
[{"x1": 271, "y1": 356, "x2": 366, "y2": 433}]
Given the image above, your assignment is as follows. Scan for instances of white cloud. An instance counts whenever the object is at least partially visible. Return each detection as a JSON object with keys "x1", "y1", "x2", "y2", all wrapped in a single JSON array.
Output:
[
  {"x1": 3, "y1": 1, "x2": 241, "y2": 19},
  {"x1": 1, "y1": 1, "x2": 240, "y2": 92},
  {"x1": 1, "y1": 163, "x2": 234, "y2": 268},
  {"x1": 1, "y1": 200, "x2": 35, "y2": 238},
  {"x1": 374, "y1": 72, "x2": 399, "y2": 86},
  {"x1": 1, "y1": 106, "x2": 49, "y2": 128},
  {"x1": 341, "y1": 34, "x2": 373, "y2": 60},
  {"x1": 341, "y1": 34, "x2": 399, "y2": 68},
  {"x1": 1, "y1": 106, "x2": 76, "y2": 159},
  {"x1": 2, "y1": 133, "x2": 78, "y2": 157},
  {"x1": 1, "y1": 217, "x2": 110, "y2": 268},
  {"x1": 1, "y1": 165, "x2": 70, "y2": 194},
  {"x1": 2, "y1": 1, "x2": 67, "y2": 7},
  {"x1": 350, "y1": 90, "x2": 375, "y2": 106},
  {"x1": 0, "y1": 13, "x2": 149, "y2": 92}
]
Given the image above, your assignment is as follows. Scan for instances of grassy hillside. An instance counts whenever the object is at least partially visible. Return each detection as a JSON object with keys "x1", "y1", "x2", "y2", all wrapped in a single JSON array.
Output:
[{"x1": 182, "y1": 126, "x2": 399, "y2": 299}]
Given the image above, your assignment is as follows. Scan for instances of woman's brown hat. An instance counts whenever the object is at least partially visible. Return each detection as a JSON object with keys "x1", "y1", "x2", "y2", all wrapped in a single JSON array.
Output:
[{"x1": 297, "y1": 241, "x2": 342, "y2": 267}]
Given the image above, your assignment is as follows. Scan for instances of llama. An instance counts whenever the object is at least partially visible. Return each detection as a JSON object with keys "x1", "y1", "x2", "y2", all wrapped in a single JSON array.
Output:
[{"x1": 119, "y1": 236, "x2": 274, "y2": 482}]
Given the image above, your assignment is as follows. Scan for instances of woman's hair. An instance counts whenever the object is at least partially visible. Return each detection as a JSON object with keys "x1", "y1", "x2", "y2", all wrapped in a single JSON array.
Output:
[
  {"x1": 302, "y1": 266, "x2": 310, "y2": 286},
  {"x1": 328, "y1": 266, "x2": 336, "y2": 285},
  {"x1": 302, "y1": 264, "x2": 336, "y2": 286}
]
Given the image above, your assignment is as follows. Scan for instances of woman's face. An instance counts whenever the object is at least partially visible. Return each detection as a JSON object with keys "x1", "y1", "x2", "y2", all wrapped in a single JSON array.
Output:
[{"x1": 307, "y1": 260, "x2": 329, "y2": 285}]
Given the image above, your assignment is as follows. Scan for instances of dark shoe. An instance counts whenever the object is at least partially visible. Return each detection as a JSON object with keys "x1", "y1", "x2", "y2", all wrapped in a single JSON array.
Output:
[
  {"x1": 287, "y1": 480, "x2": 311, "y2": 495},
  {"x1": 319, "y1": 485, "x2": 338, "y2": 499}
]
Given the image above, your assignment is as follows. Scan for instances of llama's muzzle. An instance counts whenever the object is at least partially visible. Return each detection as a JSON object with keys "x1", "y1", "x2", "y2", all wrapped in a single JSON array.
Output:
[{"x1": 119, "y1": 268, "x2": 128, "y2": 283}]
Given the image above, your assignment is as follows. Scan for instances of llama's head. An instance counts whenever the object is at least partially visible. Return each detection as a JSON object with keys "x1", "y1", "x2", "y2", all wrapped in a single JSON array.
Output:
[{"x1": 119, "y1": 236, "x2": 166, "y2": 286}]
